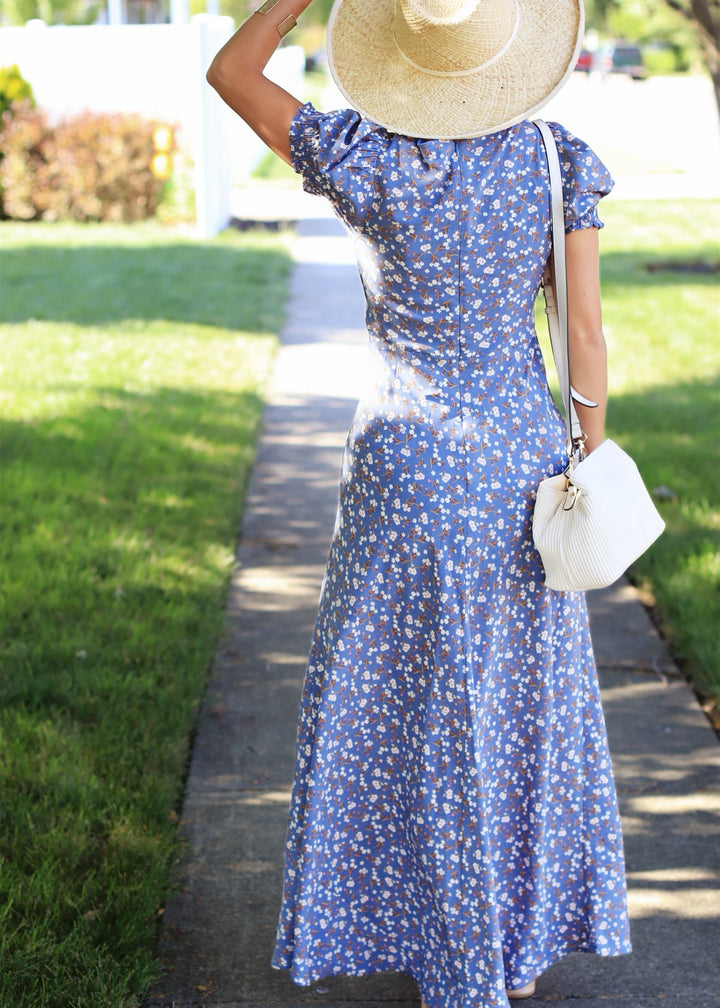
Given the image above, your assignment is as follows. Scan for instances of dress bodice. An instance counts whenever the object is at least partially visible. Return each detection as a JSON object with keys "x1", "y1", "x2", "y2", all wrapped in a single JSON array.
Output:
[{"x1": 290, "y1": 106, "x2": 612, "y2": 410}]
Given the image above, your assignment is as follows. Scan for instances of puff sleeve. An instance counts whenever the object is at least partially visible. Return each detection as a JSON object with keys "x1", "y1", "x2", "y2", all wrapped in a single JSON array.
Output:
[
  {"x1": 289, "y1": 102, "x2": 386, "y2": 227},
  {"x1": 548, "y1": 123, "x2": 614, "y2": 231}
]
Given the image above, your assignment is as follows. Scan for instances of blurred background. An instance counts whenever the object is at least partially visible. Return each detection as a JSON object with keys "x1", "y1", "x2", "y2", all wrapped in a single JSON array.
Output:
[{"x1": 1, "y1": 0, "x2": 719, "y2": 232}]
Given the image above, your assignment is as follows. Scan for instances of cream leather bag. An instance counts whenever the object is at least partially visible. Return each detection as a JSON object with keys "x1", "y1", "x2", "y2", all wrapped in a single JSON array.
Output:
[{"x1": 531, "y1": 120, "x2": 665, "y2": 592}]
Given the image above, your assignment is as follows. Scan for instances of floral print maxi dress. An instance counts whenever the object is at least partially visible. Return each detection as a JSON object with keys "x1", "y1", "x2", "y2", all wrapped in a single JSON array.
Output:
[{"x1": 272, "y1": 104, "x2": 632, "y2": 1008}]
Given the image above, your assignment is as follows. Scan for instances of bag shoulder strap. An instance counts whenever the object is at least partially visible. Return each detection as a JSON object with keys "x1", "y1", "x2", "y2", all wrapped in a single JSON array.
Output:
[{"x1": 532, "y1": 119, "x2": 586, "y2": 449}]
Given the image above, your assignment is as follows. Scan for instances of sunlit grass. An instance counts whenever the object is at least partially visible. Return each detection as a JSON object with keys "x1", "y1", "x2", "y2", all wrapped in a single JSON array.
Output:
[
  {"x1": 0, "y1": 221, "x2": 292, "y2": 1007},
  {"x1": 601, "y1": 200, "x2": 719, "y2": 703}
]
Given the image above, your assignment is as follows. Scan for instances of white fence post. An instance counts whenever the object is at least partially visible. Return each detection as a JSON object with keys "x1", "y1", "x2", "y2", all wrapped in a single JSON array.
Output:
[
  {"x1": 192, "y1": 14, "x2": 234, "y2": 238},
  {"x1": 107, "y1": 0, "x2": 123, "y2": 25},
  {"x1": 170, "y1": 0, "x2": 190, "y2": 24}
]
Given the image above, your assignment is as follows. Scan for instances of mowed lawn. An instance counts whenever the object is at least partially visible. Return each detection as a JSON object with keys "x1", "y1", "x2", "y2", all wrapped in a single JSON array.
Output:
[
  {"x1": 0, "y1": 197, "x2": 717, "y2": 1007},
  {"x1": 598, "y1": 199, "x2": 719, "y2": 705},
  {"x1": 0, "y1": 222, "x2": 291, "y2": 1007}
]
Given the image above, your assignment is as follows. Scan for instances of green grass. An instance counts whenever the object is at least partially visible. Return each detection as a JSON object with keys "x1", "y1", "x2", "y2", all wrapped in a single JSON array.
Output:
[
  {"x1": 0, "y1": 221, "x2": 292, "y2": 1007},
  {"x1": 598, "y1": 201, "x2": 719, "y2": 701}
]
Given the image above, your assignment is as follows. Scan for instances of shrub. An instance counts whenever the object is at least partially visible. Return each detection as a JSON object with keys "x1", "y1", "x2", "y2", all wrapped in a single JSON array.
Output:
[
  {"x1": 0, "y1": 104, "x2": 54, "y2": 220},
  {"x1": 0, "y1": 64, "x2": 35, "y2": 120},
  {"x1": 0, "y1": 106, "x2": 171, "y2": 222}
]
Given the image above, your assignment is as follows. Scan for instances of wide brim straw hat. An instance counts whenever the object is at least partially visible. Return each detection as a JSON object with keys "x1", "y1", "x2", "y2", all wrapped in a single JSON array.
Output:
[{"x1": 326, "y1": 0, "x2": 584, "y2": 139}]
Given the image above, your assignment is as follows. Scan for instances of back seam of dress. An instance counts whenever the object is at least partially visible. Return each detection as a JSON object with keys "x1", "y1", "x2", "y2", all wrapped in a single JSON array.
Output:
[{"x1": 455, "y1": 156, "x2": 498, "y2": 1003}]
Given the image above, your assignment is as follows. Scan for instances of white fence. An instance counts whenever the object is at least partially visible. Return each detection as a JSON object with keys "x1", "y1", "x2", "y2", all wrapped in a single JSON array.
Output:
[{"x1": 0, "y1": 18, "x2": 305, "y2": 235}]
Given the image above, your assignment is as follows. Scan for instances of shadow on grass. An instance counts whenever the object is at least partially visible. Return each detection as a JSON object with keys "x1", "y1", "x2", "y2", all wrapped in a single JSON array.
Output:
[
  {"x1": 600, "y1": 249, "x2": 720, "y2": 289},
  {"x1": 0, "y1": 241, "x2": 292, "y2": 330}
]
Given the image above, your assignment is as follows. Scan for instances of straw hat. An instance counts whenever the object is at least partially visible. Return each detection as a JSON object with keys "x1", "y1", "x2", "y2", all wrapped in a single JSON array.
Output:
[{"x1": 326, "y1": 0, "x2": 584, "y2": 139}]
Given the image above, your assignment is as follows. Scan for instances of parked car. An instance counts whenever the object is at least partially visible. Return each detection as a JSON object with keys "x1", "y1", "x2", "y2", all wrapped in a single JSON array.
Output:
[
  {"x1": 574, "y1": 49, "x2": 593, "y2": 73},
  {"x1": 594, "y1": 42, "x2": 647, "y2": 80}
]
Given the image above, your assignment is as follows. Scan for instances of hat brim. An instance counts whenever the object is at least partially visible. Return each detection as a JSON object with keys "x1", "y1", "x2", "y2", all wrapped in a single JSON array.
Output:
[{"x1": 326, "y1": 0, "x2": 584, "y2": 139}]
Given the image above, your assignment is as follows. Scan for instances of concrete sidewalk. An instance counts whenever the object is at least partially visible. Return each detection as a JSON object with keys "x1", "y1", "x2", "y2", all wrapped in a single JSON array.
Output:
[{"x1": 147, "y1": 212, "x2": 720, "y2": 1008}]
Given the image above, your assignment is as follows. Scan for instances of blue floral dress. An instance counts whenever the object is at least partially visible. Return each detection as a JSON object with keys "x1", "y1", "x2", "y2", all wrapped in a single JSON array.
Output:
[{"x1": 272, "y1": 104, "x2": 632, "y2": 1008}]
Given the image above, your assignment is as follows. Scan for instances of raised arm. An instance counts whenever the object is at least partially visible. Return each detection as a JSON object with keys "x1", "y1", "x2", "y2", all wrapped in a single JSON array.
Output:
[
  {"x1": 565, "y1": 227, "x2": 608, "y2": 453},
  {"x1": 206, "y1": 0, "x2": 315, "y2": 165}
]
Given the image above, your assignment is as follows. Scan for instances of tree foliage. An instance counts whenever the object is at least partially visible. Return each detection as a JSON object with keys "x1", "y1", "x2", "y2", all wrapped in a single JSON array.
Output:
[
  {"x1": 188, "y1": 0, "x2": 332, "y2": 26},
  {"x1": 662, "y1": 0, "x2": 720, "y2": 109},
  {"x1": 0, "y1": 63, "x2": 35, "y2": 116},
  {"x1": 3, "y1": 0, "x2": 100, "y2": 25},
  {"x1": 586, "y1": 0, "x2": 696, "y2": 50},
  {"x1": 584, "y1": 0, "x2": 719, "y2": 110},
  {"x1": 663, "y1": 0, "x2": 720, "y2": 69}
]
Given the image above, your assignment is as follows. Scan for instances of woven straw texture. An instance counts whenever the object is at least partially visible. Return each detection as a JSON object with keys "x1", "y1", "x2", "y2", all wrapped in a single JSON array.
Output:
[{"x1": 327, "y1": 0, "x2": 583, "y2": 139}]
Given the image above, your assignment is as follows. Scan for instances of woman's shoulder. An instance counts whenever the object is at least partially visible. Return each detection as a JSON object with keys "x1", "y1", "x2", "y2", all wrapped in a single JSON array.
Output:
[
  {"x1": 289, "y1": 103, "x2": 394, "y2": 212},
  {"x1": 518, "y1": 119, "x2": 613, "y2": 194},
  {"x1": 543, "y1": 120, "x2": 606, "y2": 166},
  {"x1": 291, "y1": 102, "x2": 390, "y2": 152}
]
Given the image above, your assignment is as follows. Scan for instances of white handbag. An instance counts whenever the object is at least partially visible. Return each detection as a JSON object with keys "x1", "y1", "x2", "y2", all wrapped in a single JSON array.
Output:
[{"x1": 531, "y1": 120, "x2": 665, "y2": 592}]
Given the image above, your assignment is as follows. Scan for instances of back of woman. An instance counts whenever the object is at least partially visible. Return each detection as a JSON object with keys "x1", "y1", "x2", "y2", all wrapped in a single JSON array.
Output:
[
  {"x1": 292, "y1": 109, "x2": 609, "y2": 415},
  {"x1": 207, "y1": 2, "x2": 633, "y2": 1005}
]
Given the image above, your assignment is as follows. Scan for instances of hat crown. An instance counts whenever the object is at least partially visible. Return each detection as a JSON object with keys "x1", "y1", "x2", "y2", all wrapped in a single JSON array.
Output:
[
  {"x1": 393, "y1": 0, "x2": 519, "y2": 74},
  {"x1": 326, "y1": 0, "x2": 584, "y2": 139}
]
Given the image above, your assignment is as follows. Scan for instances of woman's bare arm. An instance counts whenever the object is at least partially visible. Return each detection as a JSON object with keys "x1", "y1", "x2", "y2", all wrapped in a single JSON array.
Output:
[
  {"x1": 206, "y1": 0, "x2": 315, "y2": 165},
  {"x1": 564, "y1": 227, "x2": 608, "y2": 453}
]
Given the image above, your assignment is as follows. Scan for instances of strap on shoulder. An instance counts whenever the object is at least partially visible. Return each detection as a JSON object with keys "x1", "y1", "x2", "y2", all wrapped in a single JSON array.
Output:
[{"x1": 532, "y1": 119, "x2": 586, "y2": 450}]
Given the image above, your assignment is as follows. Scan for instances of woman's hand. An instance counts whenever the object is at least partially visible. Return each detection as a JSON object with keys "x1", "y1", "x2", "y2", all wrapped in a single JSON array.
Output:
[
  {"x1": 206, "y1": 0, "x2": 314, "y2": 164},
  {"x1": 564, "y1": 227, "x2": 608, "y2": 453}
]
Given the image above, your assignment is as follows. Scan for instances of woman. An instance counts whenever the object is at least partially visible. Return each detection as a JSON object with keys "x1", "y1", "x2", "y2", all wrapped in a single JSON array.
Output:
[{"x1": 207, "y1": 1, "x2": 632, "y2": 1005}]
